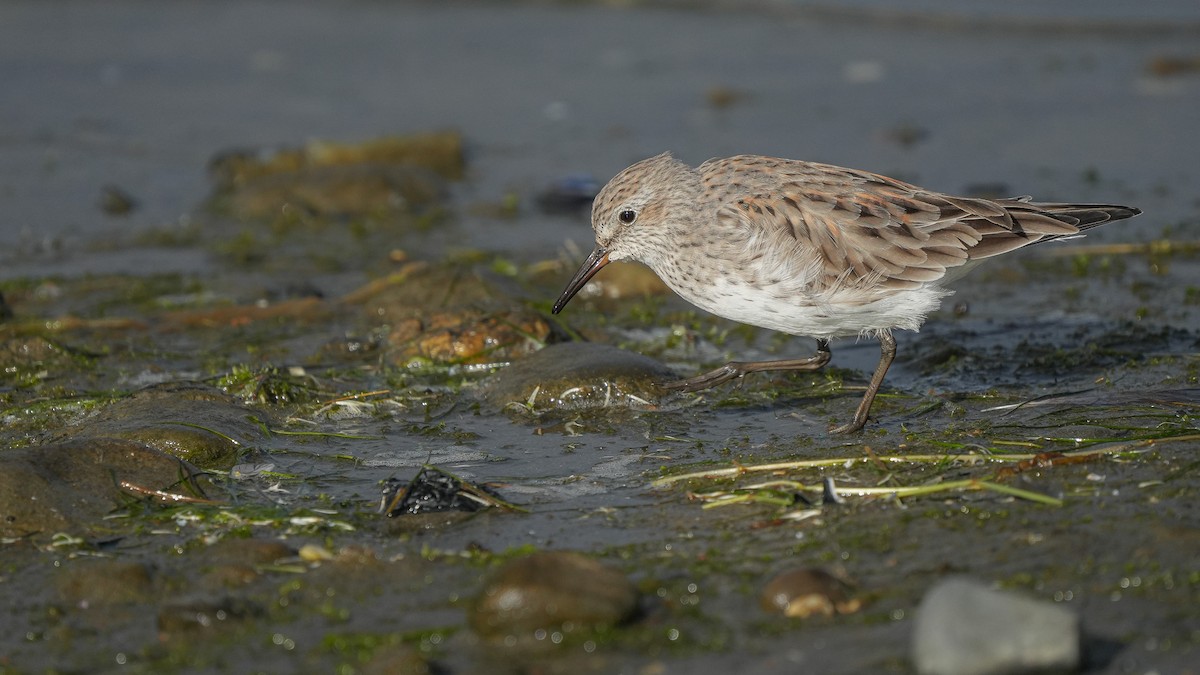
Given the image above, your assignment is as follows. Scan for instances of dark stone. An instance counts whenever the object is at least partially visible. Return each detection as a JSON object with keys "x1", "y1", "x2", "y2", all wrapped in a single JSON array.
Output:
[
  {"x1": 470, "y1": 551, "x2": 638, "y2": 642},
  {"x1": 477, "y1": 342, "x2": 677, "y2": 411},
  {"x1": 0, "y1": 437, "x2": 213, "y2": 539},
  {"x1": 56, "y1": 560, "x2": 155, "y2": 607},
  {"x1": 55, "y1": 381, "x2": 262, "y2": 469}
]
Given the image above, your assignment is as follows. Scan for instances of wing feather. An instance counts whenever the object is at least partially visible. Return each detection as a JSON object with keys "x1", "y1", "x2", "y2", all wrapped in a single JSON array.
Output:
[{"x1": 702, "y1": 157, "x2": 1138, "y2": 294}]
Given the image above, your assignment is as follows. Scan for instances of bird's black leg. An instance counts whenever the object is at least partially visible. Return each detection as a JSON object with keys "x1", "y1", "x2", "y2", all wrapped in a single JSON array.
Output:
[{"x1": 830, "y1": 332, "x2": 896, "y2": 434}]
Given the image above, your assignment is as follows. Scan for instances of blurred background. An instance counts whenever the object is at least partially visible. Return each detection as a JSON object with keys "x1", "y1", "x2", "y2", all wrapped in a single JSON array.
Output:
[{"x1": 2, "y1": 0, "x2": 1198, "y2": 282}]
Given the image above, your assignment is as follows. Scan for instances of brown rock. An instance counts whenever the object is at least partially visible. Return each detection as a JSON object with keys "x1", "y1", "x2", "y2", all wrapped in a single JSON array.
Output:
[
  {"x1": 360, "y1": 644, "x2": 432, "y2": 675},
  {"x1": 207, "y1": 131, "x2": 463, "y2": 222},
  {"x1": 470, "y1": 551, "x2": 638, "y2": 641},
  {"x1": 210, "y1": 131, "x2": 465, "y2": 188},
  {"x1": 348, "y1": 262, "x2": 501, "y2": 313},
  {"x1": 478, "y1": 342, "x2": 676, "y2": 411},
  {"x1": 760, "y1": 568, "x2": 861, "y2": 618},
  {"x1": 195, "y1": 538, "x2": 296, "y2": 588},
  {"x1": 390, "y1": 308, "x2": 552, "y2": 366},
  {"x1": 0, "y1": 336, "x2": 78, "y2": 380},
  {"x1": 55, "y1": 382, "x2": 263, "y2": 469},
  {"x1": 157, "y1": 595, "x2": 265, "y2": 634},
  {"x1": 0, "y1": 437, "x2": 213, "y2": 539},
  {"x1": 200, "y1": 538, "x2": 295, "y2": 567},
  {"x1": 220, "y1": 164, "x2": 446, "y2": 221},
  {"x1": 56, "y1": 560, "x2": 155, "y2": 607}
]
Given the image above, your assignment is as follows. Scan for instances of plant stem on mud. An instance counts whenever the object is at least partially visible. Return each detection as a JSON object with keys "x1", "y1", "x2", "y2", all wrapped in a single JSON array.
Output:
[{"x1": 656, "y1": 433, "x2": 1200, "y2": 509}]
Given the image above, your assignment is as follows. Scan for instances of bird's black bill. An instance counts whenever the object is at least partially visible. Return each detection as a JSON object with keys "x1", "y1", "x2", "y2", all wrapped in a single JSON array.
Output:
[{"x1": 552, "y1": 247, "x2": 610, "y2": 314}]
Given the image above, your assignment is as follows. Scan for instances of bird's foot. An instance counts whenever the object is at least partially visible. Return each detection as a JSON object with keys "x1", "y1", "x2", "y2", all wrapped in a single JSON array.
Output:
[
  {"x1": 828, "y1": 419, "x2": 866, "y2": 435},
  {"x1": 661, "y1": 364, "x2": 745, "y2": 392}
]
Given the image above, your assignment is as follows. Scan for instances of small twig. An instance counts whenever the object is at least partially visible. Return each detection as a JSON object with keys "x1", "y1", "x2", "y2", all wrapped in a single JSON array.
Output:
[
  {"x1": 694, "y1": 478, "x2": 1062, "y2": 507},
  {"x1": 318, "y1": 389, "x2": 393, "y2": 406},
  {"x1": 163, "y1": 421, "x2": 241, "y2": 446},
  {"x1": 120, "y1": 481, "x2": 221, "y2": 505},
  {"x1": 652, "y1": 453, "x2": 1009, "y2": 488},
  {"x1": 270, "y1": 429, "x2": 382, "y2": 440}
]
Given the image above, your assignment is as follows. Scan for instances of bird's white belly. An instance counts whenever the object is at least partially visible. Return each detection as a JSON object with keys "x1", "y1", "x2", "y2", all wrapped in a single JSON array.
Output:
[{"x1": 671, "y1": 275, "x2": 951, "y2": 339}]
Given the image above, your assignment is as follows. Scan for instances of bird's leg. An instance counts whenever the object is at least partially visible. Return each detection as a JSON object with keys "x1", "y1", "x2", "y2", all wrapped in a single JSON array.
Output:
[
  {"x1": 662, "y1": 339, "x2": 832, "y2": 392},
  {"x1": 830, "y1": 332, "x2": 896, "y2": 434}
]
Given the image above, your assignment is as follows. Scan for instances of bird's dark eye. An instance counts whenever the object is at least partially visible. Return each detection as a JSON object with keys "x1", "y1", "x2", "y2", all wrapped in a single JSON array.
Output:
[{"x1": 618, "y1": 209, "x2": 637, "y2": 224}]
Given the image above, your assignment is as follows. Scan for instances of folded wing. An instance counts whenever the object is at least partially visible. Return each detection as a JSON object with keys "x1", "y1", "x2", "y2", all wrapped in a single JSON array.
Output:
[{"x1": 707, "y1": 158, "x2": 1140, "y2": 292}]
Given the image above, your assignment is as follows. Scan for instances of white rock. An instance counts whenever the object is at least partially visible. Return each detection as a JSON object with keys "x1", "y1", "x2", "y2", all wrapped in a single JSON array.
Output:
[{"x1": 912, "y1": 577, "x2": 1080, "y2": 675}]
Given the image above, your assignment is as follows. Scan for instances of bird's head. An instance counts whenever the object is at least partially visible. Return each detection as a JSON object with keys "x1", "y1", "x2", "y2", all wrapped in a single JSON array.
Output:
[{"x1": 553, "y1": 153, "x2": 699, "y2": 314}]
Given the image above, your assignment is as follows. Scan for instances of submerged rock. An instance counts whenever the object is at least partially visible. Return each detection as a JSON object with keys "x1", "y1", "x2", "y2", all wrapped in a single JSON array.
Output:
[
  {"x1": 210, "y1": 131, "x2": 465, "y2": 187},
  {"x1": 359, "y1": 644, "x2": 432, "y2": 675},
  {"x1": 346, "y1": 261, "x2": 497, "y2": 308},
  {"x1": 346, "y1": 262, "x2": 559, "y2": 367},
  {"x1": 219, "y1": 163, "x2": 447, "y2": 221},
  {"x1": 389, "y1": 308, "x2": 553, "y2": 367},
  {"x1": 470, "y1": 551, "x2": 639, "y2": 642},
  {"x1": 912, "y1": 577, "x2": 1080, "y2": 675},
  {"x1": 0, "y1": 336, "x2": 87, "y2": 382},
  {"x1": 56, "y1": 559, "x2": 156, "y2": 607},
  {"x1": 54, "y1": 382, "x2": 261, "y2": 470},
  {"x1": 99, "y1": 184, "x2": 138, "y2": 215},
  {"x1": 477, "y1": 342, "x2": 677, "y2": 411},
  {"x1": 198, "y1": 538, "x2": 296, "y2": 567},
  {"x1": 207, "y1": 131, "x2": 464, "y2": 221},
  {"x1": 0, "y1": 437, "x2": 213, "y2": 539},
  {"x1": 194, "y1": 538, "x2": 297, "y2": 589},
  {"x1": 157, "y1": 594, "x2": 266, "y2": 634}
]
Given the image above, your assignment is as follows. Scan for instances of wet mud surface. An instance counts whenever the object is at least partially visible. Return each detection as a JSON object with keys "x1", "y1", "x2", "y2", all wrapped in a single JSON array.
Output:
[{"x1": 2, "y1": 1, "x2": 1199, "y2": 673}]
